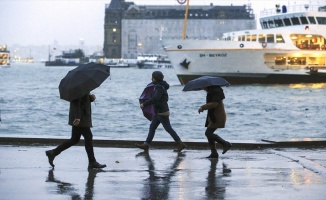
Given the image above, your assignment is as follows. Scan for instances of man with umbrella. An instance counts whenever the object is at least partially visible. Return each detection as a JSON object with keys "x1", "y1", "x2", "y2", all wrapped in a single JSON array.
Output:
[{"x1": 45, "y1": 63, "x2": 109, "y2": 169}]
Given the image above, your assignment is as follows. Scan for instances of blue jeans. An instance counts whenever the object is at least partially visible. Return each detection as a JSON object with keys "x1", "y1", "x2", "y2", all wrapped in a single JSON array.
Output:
[{"x1": 145, "y1": 114, "x2": 181, "y2": 144}]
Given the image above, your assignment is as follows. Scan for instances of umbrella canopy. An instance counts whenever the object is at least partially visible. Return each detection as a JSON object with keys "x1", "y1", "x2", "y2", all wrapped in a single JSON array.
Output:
[
  {"x1": 139, "y1": 82, "x2": 155, "y2": 121},
  {"x1": 59, "y1": 62, "x2": 110, "y2": 101},
  {"x1": 182, "y1": 76, "x2": 230, "y2": 91}
]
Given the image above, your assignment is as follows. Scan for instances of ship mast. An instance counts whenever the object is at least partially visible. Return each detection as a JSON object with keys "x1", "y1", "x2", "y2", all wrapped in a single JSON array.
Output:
[{"x1": 178, "y1": 0, "x2": 189, "y2": 40}]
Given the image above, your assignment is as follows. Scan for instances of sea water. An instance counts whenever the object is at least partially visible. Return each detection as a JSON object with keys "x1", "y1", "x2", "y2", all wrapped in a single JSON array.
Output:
[{"x1": 1, "y1": 63, "x2": 326, "y2": 142}]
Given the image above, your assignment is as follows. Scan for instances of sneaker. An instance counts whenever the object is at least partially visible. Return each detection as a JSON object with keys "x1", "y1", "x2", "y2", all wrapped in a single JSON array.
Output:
[
  {"x1": 88, "y1": 161, "x2": 106, "y2": 169},
  {"x1": 45, "y1": 150, "x2": 56, "y2": 168},
  {"x1": 175, "y1": 141, "x2": 187, "y2": 152},
  {"x1": 222, "y1": 142, "x2": 232, "y2": 154},
  {"x1": 135, "y1": 143, "x2": 149, "y2": 150}
]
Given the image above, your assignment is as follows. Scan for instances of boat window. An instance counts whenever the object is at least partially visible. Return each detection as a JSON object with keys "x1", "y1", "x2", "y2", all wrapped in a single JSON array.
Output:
[
  {"x1": 291, "y1": 17, "x2": 300, "y2": 25},
  {"x1": 276, "y1": 34, "x2": 284, "y2": 43},
  {"x1": 307, "y1": 57, "x2": 325, "y2": 66},
  {"x1": 288, "y1": 57, "x2": 306, "y2": 65},
  {"x1": 252, "y1": 34, "x2": 257, "y2": 42},
  {"x1": 238, "y1": 36, "x2": 241, "y2": 41},
  {"x1": 274, "y1": 19, "x2": 284, "y2": 27},
  {"x1": 291, "y1": 34, "x2": 326, "y2": 50},
  {"x1": 283, "y1": 18, "x2": 291, "y2": 26},
  {"x1": 268, "y1": 20, "x2": 275, "y2": 28},
  {"x1": 267, "y1": 34, "x2": 274, "y2": 43},
  {"x1": 261, "y1": 21, "x2": 268, "y2": 29},
  {"x1": 300, "y1": 17, "x2": 309, "y2": 25},
  {"x1": 258, "y1": 34, "x2": 265, "y2": 43},
  {"x1": 241, "y1": 35, "x2": 245, "y2": 41},
  {"x1": 316, "y1": 17, "x2": 326, "y2": 24},
  {"x1": 246, "y1": 35, "x2": 251, "y2": 41},
  {"x1": 308, "y1": 16, "x2": 316, "y2": 24},
  {"x1": 275, "y1": 57, "x2": 286, "y2": 65}
]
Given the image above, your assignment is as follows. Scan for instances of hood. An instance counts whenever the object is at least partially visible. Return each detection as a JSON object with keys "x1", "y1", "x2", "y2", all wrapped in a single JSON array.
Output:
[{"x1": 157, "y1": 80, "x2": 170, "y2": 90}]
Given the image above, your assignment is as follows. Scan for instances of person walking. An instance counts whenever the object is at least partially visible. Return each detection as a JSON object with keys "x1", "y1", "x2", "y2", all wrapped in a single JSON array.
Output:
[
  {"x1": 136, "y1": 71, "x2": 187, "y2": 152},
  {"x1": 198, "y1": 86, "x2": 232, "y2": 158},
  {"x1": 45, "y1": 93, "x2": 106, "y2": 169}
]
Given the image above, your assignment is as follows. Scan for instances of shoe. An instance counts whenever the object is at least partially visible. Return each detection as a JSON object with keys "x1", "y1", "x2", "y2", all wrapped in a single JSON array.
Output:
[
  {"x1": 45, "y1": 150, "x2": 56, "y2": 168},
  {"x1": 222, "y1": 142, "x2": 232, "y2": 154},
  {"x1": 135, "y1": 143, "x2": 149, "y2": 150},
  {"x1": 88, "y1": 161, "x2": 106, "y2": 169},
  {"x1": 175, "y1": 141, "x2": 187, "y2": 152},
  {"x1": 206, "y1": 152, "x2": 219, "y2": 159}
]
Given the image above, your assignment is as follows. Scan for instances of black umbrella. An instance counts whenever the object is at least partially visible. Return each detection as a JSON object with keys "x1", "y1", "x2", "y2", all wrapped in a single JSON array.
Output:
[
  {"x1": 182, "y1": 76, "x2": 230, "y2": 91},
  {"x1": 59, "y1": 62, "x2": 110, "y2": 101}
]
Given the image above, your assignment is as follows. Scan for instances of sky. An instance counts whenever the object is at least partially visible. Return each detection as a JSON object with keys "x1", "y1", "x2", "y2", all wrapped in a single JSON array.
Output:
[{"x1": 0, "y1": 0, "x2": 324, "y2": 47}]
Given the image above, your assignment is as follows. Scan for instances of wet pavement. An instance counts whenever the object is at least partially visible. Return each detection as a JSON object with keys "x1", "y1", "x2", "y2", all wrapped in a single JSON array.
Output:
[{"x1": 1, "y1": 143, "x2": 326, "y2": 200}]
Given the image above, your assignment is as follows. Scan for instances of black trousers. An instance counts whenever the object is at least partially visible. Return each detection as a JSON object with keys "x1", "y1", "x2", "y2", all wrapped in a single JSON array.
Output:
[{"x1": 53, "y1": 126, "x2": 96, "y2": 162}]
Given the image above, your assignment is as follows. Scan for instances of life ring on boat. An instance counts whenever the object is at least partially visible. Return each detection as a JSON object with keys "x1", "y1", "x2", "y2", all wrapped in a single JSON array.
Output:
[
  {"x1": 262, "y1": 42, "x2": 267, "y2": 48},
  {"x1": 240, "y1": 44, "x2": 244, "y2": 48},
  {"x1": 177, "y1": 45, "x2": 182, "y2": 49}
]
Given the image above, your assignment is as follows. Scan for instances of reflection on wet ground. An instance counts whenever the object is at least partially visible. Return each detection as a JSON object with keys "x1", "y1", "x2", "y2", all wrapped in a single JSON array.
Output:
[
  {"x1": 46, "y1": 168, "x2": 104, "y2": 200},
  {"x1": 0, "y1": 146, "x2": 326, "y2": 199}
]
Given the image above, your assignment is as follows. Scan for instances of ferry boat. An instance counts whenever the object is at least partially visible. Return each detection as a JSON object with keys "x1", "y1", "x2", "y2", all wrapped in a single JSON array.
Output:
[
  {"x1": 137, "y1": 54, "x2": 172, "y2": 69},
  {"x1": 163, "y1": 4, "x2": 326, "y2": 84},
  {"x1": 105, "y1": 59, "x2": 130, "y2": 68},
  {"x1": 0, "y1": 45, "x2": 10, "y2": 67},
  {"x1": 45, "y1": 49, "x2": 88, "y2": 66}
]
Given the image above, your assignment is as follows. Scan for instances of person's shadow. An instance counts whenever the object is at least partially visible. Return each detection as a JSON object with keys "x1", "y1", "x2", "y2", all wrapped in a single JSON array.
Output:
[
  {"x1": 136, "y1": 151, "x2": 185, "y2": 200},
  {"x1": 205, "y1": 159, "x2": 231, "y2": 199},
  {"x1": 46, "y1": 168, "x2": 104, "y2": 200}
]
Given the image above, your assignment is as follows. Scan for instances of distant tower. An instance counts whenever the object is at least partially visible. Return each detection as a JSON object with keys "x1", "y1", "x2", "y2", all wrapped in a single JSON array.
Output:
[{"x1": 103, "y1": 0, "x2": 124, "y2": 58}]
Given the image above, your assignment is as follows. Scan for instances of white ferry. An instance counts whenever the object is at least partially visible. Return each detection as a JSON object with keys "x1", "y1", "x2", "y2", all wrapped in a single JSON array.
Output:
[
  {"x1": 163, "y1": 4, "x2": 326, "y2": 84},
  {"x1": 137, "y1": 54, "x2": 172, "y2": 69},
  {"x1": 0, "y1": 45, "x2": 10, "y2": 68}
]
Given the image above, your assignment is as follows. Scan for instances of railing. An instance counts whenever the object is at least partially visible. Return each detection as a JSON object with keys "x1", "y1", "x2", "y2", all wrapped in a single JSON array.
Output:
[{"x1": 260, "y1": 5, "x2": 324, "y2": 17}]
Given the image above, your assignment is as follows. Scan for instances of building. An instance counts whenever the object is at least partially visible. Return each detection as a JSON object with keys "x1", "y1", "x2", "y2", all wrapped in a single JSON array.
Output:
[{"x1": 104, "y1": 0, "x2": 256, "y2": 59}]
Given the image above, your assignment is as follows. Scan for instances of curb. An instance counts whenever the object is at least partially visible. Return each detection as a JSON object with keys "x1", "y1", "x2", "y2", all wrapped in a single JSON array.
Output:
[{"x1": 1, "y1": 137, "x2": 326, "y2": 150}]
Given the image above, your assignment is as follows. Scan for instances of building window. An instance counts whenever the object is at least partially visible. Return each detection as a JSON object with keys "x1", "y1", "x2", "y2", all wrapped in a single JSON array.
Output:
[{"x1": 113, "y1": 28, "x2": 116, "y2": 32}]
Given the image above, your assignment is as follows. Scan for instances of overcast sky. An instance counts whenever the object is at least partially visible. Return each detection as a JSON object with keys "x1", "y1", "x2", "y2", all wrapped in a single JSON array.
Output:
[{"x1": 0, "y1": 0, "x2": 323, "y2": 47}]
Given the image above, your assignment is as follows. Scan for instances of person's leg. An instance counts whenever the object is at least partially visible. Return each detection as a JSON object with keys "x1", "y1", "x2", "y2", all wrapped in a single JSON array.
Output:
[
  {"x1": 145, "y1": 115, "x2": 161, "y2": 144},
  {"x1": 80, "y1": 127, "x2": 96, "y2": 162},
  {"x1": 45, "y1": 126, "x2": 81, "y2": 167},
  {"x1": 81, "y1": 127, "x2": 106, "y2": 169},
  {"x1": 136, "y1": 115, "x2": 161, "y2": 150},
  {"x1": 205, "y1": 128, "x2": 219, "y2": 158},
  {"x1": 213, "y1": 134, "x2": 232, "y2": 154},
  {"x1": 205, "y1": 128, "x2": 232, "y2": 154},
  {"x1": 158, "y1": 115, "x2": 181, "y2": 141},
  {"x1": 158, "y1": 115, "x2": 186, "y2": 152}
]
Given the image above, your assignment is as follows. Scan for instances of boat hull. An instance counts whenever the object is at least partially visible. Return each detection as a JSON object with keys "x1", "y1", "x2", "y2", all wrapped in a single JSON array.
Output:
[
  {"x1": 164, "y1": 39, "x2": 326, "y2": 85},
  {"x1": 176, "y1": 72, "x2": 326, "y2": 85}
]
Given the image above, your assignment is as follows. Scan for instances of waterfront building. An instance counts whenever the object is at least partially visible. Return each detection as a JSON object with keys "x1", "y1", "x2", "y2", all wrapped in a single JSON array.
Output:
[{"x1": 104, "y1": 0, "x2": 256, "y2": 59}]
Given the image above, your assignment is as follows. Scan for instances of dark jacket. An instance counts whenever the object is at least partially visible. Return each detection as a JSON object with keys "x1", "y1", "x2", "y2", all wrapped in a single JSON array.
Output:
[
  {"x1": 68, "y1": 94, "x2": 94, "y2": 127},
  {"x1": 201, "y1": 86, "x2": 226, "y2": 128},
  {"x1": 143, "y1": 80, "x2": 170, "y2": 114}
]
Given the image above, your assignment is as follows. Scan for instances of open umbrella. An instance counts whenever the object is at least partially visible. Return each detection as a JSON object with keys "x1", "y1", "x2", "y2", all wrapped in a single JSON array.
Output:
[
  {"x1": 182, "y1": 76, "x2": 230, "y2": 91},
  {"x1": 59, "y1": 62, "x2": 110, "y2": 101},
  {"x1": 139, "y1": 82, "x2": 155, "y2": 121}
]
